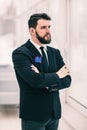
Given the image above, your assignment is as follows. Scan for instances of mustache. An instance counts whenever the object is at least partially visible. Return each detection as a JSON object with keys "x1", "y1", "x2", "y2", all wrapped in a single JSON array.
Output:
[{"x1": 44, "y1": 33, "x2": 51, "y2": 37}]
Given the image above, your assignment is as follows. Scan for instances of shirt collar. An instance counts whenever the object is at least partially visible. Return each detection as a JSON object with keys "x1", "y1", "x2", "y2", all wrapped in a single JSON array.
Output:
[{"x1": 30, "y1": 39, "x2": 47, "y2": 51}]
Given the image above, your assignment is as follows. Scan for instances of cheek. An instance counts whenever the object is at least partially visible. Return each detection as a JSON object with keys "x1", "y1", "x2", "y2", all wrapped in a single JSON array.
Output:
[{"x1": 36, "y1": 29, "x2": 46, "y2": 36}]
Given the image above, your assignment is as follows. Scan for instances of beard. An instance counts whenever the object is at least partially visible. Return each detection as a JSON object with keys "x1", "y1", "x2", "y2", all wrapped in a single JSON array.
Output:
[{"x1": 36, "y1": 31, "x2": 51, "y2": 44}]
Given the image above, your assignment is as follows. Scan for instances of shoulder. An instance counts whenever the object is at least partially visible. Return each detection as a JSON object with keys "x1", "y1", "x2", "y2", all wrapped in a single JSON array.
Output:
[
  {"x1": 12, "y1": 40, "x2": 31, "y2": 61},
  {"x1": 12, "y1": 44, "x2": 26, "y2": 54},
  {"x1": 12, "y1": 40, "x2": 30, "y2": 55},
  {"x1": 12, "y1": 45, "x2": 26, "y2": 62},
  {"x1": 47, "y1": 45, "x2": 61, "y2": 54},
  {"x1": 47, "y1": 46, "x2": 63, "y2": 60}
]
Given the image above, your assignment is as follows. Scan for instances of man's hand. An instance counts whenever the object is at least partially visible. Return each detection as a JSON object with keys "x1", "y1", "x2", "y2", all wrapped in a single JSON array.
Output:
[
  {"x1": 31, "y1": 65, "x2": 39, "y2": 73},
  {"x1": 56, "y1": 65, "x2": 70, "y2": 78}
]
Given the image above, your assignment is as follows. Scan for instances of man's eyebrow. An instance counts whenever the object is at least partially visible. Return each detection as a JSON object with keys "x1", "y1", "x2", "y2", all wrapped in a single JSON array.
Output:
[{"x1": 40, "y1": 25, "x2": 51, "y2": 29}]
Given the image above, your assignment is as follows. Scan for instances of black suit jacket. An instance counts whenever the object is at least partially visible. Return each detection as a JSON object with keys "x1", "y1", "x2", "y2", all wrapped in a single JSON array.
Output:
[{"x1": 12, "y1": 39, "x2": 71, "y2": 121}]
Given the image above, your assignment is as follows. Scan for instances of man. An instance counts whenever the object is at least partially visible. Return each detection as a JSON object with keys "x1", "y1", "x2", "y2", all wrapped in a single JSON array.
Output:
[{"x1": 12, "y1": 13, "x2": 71, "y2": 130}]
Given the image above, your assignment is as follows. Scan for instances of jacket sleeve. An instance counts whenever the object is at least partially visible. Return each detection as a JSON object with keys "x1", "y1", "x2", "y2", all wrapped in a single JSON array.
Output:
[
  {"x1": 58, "y1": 75, "x2": 72, "y2": 90},
  {"x1": 46, "y1": 50, "x2": 71, "y2": 91},
  {"x1": 55, "y1": 49, "x2": 72, "y2": 90},
  {"x1": 12, "y1": 49, "x2": 62, "y2": 89}
]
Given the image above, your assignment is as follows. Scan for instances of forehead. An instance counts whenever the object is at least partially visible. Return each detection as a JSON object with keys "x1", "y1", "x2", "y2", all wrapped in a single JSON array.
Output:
[{"x1": 37, "y1": 19, "x2": 51, "y2": 26}]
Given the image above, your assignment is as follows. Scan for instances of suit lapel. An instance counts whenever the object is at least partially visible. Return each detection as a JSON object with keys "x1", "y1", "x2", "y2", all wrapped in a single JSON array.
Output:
[
  {"x1": 25, "y1": 40, "x2": 41, "y2": 57},
  {"x1": 47, "y1": 46, "x2": 56, "y2": 72},
  {"x1": 24, "y1": 40, "x2": 43, "y2": 71}
]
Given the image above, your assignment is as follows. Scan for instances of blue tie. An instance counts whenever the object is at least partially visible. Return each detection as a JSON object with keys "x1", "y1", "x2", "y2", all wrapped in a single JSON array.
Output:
[{"x1": 40, "y1": 47, "x2": 48, "y2": 72}]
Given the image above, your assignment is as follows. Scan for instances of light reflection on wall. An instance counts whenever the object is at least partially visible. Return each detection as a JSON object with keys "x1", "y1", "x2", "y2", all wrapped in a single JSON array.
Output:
[{"x1": 0, "y1": 0, "x2": 16, "y2": 65}]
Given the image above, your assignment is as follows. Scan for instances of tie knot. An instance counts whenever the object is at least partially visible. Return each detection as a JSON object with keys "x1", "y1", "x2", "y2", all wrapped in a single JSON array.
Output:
[
  {"x1": 40, "y1": 46, "x2": 44, "y2": 51},
  {"x1": 40, "y1": 47, "x2": 45, "y2": 55}
]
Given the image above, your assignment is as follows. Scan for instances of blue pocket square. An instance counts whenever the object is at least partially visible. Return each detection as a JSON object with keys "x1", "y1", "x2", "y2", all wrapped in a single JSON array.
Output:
[{"x1": 35, "y1": 56, "x2": 42, "y2": 63}]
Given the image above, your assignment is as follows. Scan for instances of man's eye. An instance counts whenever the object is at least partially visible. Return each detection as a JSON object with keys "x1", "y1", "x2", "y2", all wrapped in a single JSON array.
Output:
[
  {"x1": 48, "y1": 25, "x2": 51, "y2": 28},
  {"x1": 41, "y1": 26, "x2": 46, "y2": 29},
  {"x1": 40, "y1": 25, "x2": 51, "y2": 29}
]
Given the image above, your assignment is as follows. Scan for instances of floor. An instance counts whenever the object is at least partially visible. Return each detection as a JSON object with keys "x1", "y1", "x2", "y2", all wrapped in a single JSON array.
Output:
[
  {"x1": 0, "y1": 105, "x2": 21, "y2": 130},
  {"x1": 0, "y1": 105, "x2": 74, "y2": 130}
]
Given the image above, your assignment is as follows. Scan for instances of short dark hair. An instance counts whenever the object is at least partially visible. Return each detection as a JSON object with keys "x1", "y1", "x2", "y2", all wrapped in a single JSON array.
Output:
[{"x1": 28, "y1": 13, "x2": 51, "y2": 29}]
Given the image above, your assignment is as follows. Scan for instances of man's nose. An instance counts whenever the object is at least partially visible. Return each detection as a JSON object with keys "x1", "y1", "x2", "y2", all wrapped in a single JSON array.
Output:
[{"x1": 46, "y1": 27, "x2": 50, "y2": 33}]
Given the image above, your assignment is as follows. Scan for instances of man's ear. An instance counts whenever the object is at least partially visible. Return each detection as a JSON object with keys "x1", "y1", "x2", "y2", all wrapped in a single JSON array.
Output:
[{"x1": 29, "y1": 27, "x2": 35, "y2": 35}]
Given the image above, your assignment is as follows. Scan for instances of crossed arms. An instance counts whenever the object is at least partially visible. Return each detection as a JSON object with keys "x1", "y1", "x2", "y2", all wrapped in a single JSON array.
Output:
[
  {"x1": 31, "y1": 64, "x2": 70, "y2": 78},
  {"x1": 12, "y1": 49, "x2": 71, "y2": 91}
]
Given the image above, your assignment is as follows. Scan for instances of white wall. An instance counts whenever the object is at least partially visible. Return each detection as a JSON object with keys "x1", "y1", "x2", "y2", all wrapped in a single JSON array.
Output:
[{"x1": 67, "y1": 0, "x2": 87, "y2": 117}]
